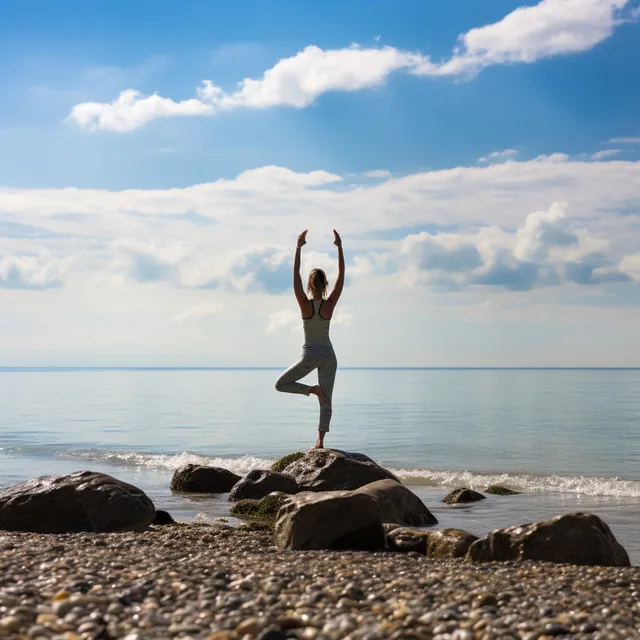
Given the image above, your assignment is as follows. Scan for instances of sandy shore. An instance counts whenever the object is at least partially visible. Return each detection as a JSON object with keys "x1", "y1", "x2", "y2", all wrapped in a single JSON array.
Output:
[{"x1": 0, "y1": 523, "x2": 638, "y2": 639}]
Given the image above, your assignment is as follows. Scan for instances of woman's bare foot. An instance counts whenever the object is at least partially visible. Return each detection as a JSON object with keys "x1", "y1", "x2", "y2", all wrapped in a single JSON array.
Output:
[
  {"x1": 313, "y1": 433, "x2": 325, "y2": 449},
  {"x1": 309, "y1": 384, "x2": 329, "y2": 405}
]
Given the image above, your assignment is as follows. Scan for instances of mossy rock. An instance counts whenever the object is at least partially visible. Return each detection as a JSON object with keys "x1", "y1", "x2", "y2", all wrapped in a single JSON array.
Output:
[
  {"x1": 485, "y1": 484, "x2": 521, "y2": 496},
  {"x1": 271, "y1": 452, "x2": 305, "y2": 473},
  {"x1": 230, "y1": 492, "x2": 291, "y2": 524}
]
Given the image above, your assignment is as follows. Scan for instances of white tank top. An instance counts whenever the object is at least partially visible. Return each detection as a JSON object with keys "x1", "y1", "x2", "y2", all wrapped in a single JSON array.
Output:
[{"x1": 303, "y1": 300, "x2": 332, "y2": 347}]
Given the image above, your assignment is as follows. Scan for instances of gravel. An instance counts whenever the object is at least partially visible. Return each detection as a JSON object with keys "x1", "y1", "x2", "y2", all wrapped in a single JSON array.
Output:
[{"x1": 0, "y1": 523, "x2": 639, "y2": 639}]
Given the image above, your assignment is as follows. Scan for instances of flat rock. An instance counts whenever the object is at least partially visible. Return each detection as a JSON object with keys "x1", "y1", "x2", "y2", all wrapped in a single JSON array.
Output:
[
  {"x1": 275, "y1": 491, "x2": 385, "y2": 551},
  {"x1": 466, "y1": 512, "x2": 630, "y2": 566},
  {"x1": 0, "y1": 471, "x2": 155, "y2": 533},
  {"x1": 170, "y1": 465, "x2": 241, "y2": 493},
  {"x1": 283, "y1": 449, "x2": 400, "y2": 491},
  {"x1": 442, "y1": 488, "x2": 486, "y2": 504},
  {"x1": 355, "y1": 479, "x2": 437, "y2": 526},
  {"x1": 229, "y1": 470, "x2": 298, "y2": 501}
]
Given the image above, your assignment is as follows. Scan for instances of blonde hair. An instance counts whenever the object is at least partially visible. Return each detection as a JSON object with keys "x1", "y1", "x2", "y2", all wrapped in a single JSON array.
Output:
[{"x1": 307, "y1": 268, "x2": 328, "y2": 299}]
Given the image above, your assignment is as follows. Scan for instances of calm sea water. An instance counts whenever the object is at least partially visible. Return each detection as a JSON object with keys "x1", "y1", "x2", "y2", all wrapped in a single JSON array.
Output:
[{"x1": 1, "y1": 368, "x2": 639, "y2": 562}]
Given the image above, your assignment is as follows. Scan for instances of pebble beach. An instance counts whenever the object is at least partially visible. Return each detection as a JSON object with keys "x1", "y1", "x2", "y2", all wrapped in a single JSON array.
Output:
[{"x1": 1, "y1": 524, "x2": 639, "y2": 640}]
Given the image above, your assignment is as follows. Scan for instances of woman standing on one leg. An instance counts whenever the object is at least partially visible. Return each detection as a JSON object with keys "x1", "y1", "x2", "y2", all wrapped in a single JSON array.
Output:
[{"x1": 275, "y1": 229, "x2": 345, "y2": 449}]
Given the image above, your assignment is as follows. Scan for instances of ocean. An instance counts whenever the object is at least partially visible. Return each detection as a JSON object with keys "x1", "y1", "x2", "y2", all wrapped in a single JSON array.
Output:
[{"x1": 1, "y1": 367, "x2": 639, "y2": 562}]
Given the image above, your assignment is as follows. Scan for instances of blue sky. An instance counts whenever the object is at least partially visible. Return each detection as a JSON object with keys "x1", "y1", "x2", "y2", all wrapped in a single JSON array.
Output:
[{"x1": 1, "y1": 0, "x2": 640, "y2": 366}]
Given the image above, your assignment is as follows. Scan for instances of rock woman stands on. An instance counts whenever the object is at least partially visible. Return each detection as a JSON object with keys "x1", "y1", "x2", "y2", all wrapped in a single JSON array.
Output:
[{"x1": 275, "y1": 229, "x2": 345, "y2": 449}]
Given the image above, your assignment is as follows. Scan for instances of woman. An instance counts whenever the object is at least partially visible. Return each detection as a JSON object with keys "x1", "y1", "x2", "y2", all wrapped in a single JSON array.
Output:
[{"x1": 275, "y1": 229, "x2": 345, "y2": 449}]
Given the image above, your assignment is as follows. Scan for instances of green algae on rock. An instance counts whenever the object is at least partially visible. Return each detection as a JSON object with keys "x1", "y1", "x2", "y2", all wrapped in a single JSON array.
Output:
[
  {"x1": 270, "y1": 452, "x2": 305, "y2": 473},
  {"x1": 230, "y1": 492, "x2": 291, "y2": 524}
]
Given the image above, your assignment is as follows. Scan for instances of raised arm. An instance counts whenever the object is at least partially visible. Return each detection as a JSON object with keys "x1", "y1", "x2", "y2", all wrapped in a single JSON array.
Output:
[
  {"x1": 293, "y1": 230, "x2": 311, "y2": 312},
  {"x1": 327, "y1": 229, "x2": 344, "y2": 308}
]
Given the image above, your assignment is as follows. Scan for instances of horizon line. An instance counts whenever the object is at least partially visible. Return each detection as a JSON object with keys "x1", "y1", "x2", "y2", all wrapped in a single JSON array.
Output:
[{"x1": 1, "y1": 366, "x2": 639, "y2": 372}]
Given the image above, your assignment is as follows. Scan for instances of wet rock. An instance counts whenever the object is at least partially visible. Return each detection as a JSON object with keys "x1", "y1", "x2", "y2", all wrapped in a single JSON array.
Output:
[
  {"x1": 283, "y1": 449, "x2": 400, "y2": 491},
  {"x1": 485, "y1": 485, "x2": 521, "y2": 496},
  {"x1": 427, "y1": 529, "x2": 478, "y2": 559},
  {"x1": 355, "y1": 479, "x2": 437, "y2": 526},
  {"x1": 274, "y1": 490, "x2": 385, "y2": 551},
  {"x1": 229, "y1": 470, "x2": 298, "y2": 501},
  {"x1": 385, "y1": 527, "x2": 430, "y2": 553},
  {"x1": 230, "y1": 492, "x2": 292, "y2": 524},
  {"x1": 0, "y1": 471, "x2": 155, "y2": 534},
  {"x1": 467, "y1": 512, "x2": 630, "y2": 566},
  {"x1": 170, "y1": 464, "x2": 241, "y2": 493},
  {"x1": 442, "y1": 488, "x2": 486, "y2": 504}
]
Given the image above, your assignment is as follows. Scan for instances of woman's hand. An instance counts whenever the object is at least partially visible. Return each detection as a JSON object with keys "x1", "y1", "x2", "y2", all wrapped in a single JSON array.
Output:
[
  {"x1": 333, "y1": 229, "x2": 342, "y2": 247},
  {"x1": 297, "y1": 230, "x2": 308, "y2": 248}
]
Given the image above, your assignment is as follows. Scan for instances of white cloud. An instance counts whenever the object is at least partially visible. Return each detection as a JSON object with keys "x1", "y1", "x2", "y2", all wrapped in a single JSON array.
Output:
[
  {"x1": 68, "y1": 89, "x2": 213, "y2": 132},
  {"x1": 398, "y1": 203, "x2": 630, "y2": 291},
  {"x1": 171, "y1": 303, "x2": 222, "y2": 323},
  {"x1": 608, "y1": 137, "x2": 640, "y2": 144},
  {"x1": 477, "y1": 149, "x2": 518, "y2": 163},
  {"x1": 591, "y1": 148, "x2": 622, "y2": 159},
  {"x1": 197, "y1": 45, "x2": 433, "y2": 110},
  {"x1": 3, "y1": 156, "x2": 640, "y2": 298},
  {"x1": 0, "y1": 253, "x2": 74, "y2": 289},
  {"x1": 69, "y1": 0, "x2": 636, "y2": 132},
  {"x1": 364, "y1": 169, "x2": 392, "y2": 179},
  {"x1": 434, "y1": 0, "x2": 634, "y2": 76},
  {"x1": 108, "y1": 238, "x2": 192, "y2": 284}
]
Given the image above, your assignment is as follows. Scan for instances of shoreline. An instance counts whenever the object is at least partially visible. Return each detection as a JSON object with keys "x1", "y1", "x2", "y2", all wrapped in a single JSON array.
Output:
[{"x1": 1, "y1": 524, "x2": 639, "y2": 639}]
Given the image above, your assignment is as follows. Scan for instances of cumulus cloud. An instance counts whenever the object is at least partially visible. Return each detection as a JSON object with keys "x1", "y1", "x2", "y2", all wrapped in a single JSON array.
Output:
[
  {"x1": 68, "y1": 89, "x2": 213, "y2": 132},
  {"x1": 0, "y1": 253, "x2": 73, "y2": 289},
  {"x1": 171, "y1": 303, "x2": 222, "y2": 323},
  {"x1": 399, "y1": 203, "x2": 630, "y2": 291},
  {"x1": 591, "y1": 148, "x2": 622, "y2": 159},
  {"x1": 226, "y1": 245, "x2": 291, "y2": 293},
  {"x1": 433, "y1": 0, "x2": 634, "y2": 76},
  {"x1": 197, "y1": 45, "x2": 432, "y2": 109},
  {"x1": 108, "y1": 238, "x2": 192, "y2": 284},
  {"x1": 477, "y1": 149, "x2": 518, "y2": 163},
  {"x1": 69, "y1": 0, "x2": 636, "y2": 131}
]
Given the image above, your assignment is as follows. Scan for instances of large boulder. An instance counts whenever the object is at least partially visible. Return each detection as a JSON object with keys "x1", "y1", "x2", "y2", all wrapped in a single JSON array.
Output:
[
  {"x1": 355, "y1": 479, "x2": 437, "y2": 526},
  {"x1": 442, "y1": 488, "x2": 486, "y2": 504},
  {"x1": 283, "y1": 449, "x2": 400, "y2": 491},
  {"x1": 229, "y1": 470, "x2": 298, "y2": 501},
  {"x1": 467, "y1": 513, "x2": 630, "y2": 567},
  {"x1": 170, "y1": 464, "x2": 241, "y2": 493},
  {"x1": 0, "y1": 471, "x2": 155, "y2": 533},
  {"x1": 275, "y1": 491, "x2": 385, "y2": 551},
  {"x1": 427, "y1": 529, "x2": 478, "y2": 558}
]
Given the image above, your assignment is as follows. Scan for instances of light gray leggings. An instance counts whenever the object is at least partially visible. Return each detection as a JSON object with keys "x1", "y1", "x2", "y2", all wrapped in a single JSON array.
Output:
[{"x1": 275, "y1": 345, "x2": 337, "y2": 432}]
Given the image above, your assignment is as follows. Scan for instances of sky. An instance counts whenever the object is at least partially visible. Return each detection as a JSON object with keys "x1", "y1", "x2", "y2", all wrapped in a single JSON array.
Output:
[{"x1": 1, "y1": 0, "x2": 640, "y2": 367}]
